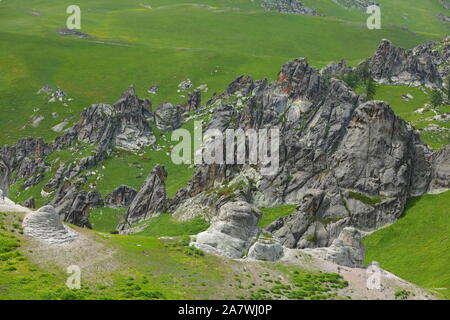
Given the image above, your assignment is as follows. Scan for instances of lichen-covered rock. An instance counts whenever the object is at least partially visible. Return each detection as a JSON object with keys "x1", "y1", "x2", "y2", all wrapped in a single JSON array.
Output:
[
  {"x1": 117, "y1": 165, "x2": 168, "y2": 232},
  {"x1": 302, "y1": 227, "x2": 365, "y2": 267},
  {"x1": 104, "y1": 185, "x2": 137, "y2": 207},
  {"x1": 193, "y1": 201, "x2": 261, "y2": 259},
  {"x1": 23, "y1": 205, "x2": 77, "y2": 244}
]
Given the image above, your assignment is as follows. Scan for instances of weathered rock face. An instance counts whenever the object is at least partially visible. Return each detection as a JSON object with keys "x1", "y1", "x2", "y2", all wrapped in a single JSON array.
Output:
[
  {"x1": 193, "y1": 201, "x2": 262, "y2": 259},
  {"x1": 320, "y1": 58, "x2": 352, "y2": 79},
  {"x1": 0, "y1": 137, "x2": 50, "y2": 186},
  {"x1": 368, "y1": 39, "x2": 445, "y2": 88},
  {"x1": 247, "y1": 236, "x2": 284, "y2": 261},
  {"x1": 104, "y1": 185, "x2": 137, "y2": 207},
  {"x1": 23, "y1": 205, "x2": 77, "y2": 244},
  {"x1": 302, "y1": 227, "x2": 365, "y2": 267},
  {"x1": 51, "y1": 182, "x2": 102, "y2": 229},
  {"x1": 173, "y1": 55, "x2": 436, "y2": 251},
  {"x1": 258, "y1": 0, "x2": 319, "y2": 16},
  {"x1": 54, "y1": 86, "x2": 155, "y2": 151},
  {"x1": 45, "y1": 147, "x2": 109, "y2": 192},
  {"x1": 0, "y1": 157, "x2": 9, "y2": 199},
  {"x1": 185, "y1": 90, "x2": 201, "y2": 111},
  {"x1": 154, "y1": 102, "x2": 183, "y2": 132},
  {"x1": 332, "y1": 0, "x2": 378, "y2": 10},
  {"x1": 117, "y1": 165, "x2": 168, "y2": 232},
  {"x1": 23, "y1": 197, "x2": 36, "y2": 209},
  {"x1": 429, "y1": 143, "x2": 450, "y2": 193}
]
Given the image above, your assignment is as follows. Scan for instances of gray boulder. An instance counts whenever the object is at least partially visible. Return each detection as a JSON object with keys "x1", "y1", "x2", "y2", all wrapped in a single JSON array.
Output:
[
  {"x1": 193, "y1": 201, "x2": 261, "y2": 259},
  {"x1": 302, "y1": 227, "x2": 365, "y2": 267},
  {"x1": 247, "y1": 237, "x2": 284, "y2": 261},
  {"x1": 117, "y1": 165, "x2": 168, "y2": 232},
  {"x1": 23, "y1": 205, "x2": 77, "y2": 244}
]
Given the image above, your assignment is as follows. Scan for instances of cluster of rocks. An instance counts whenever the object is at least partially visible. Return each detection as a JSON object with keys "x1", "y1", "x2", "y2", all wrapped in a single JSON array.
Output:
[
  {"x1": 154, "y1": 103, "x2": 183, "y2": 132},
  {"x1": 49, "y1": 180, "x2": 102, "y2": 229},
  {"x1": 54, "y1": 86, "x2": 156, "y2": 151},
  {"x1": 258, "y1": 0, "x2": 320, "y2": 16},
  {"x1": 168, "y1": 44, "x2": 449, "y2": 263},
  {"x1": 0, "y1": 137, "x2": 51, "y2": 192},
  {"x1": 2, "y1": 37, "x2": 449, "y2": 268},
  {"x1": 37, "y1": 85, "x2": 71, "y2": 104},
  {"x1": 331, "y1": 0, "x2": 378, "y2": 10},
  {"x1": 368, "y1": 39, "x2": 449, "y2": 89},
  {"x1": 302, "y1": 227, "x2": 365, "y2": 267},
  {"x1": 440, "y1": 0, "x2": 450, "y2": 10},
  {"x1": 104, "y1": 185, "x2": 137, "y2": 208}
]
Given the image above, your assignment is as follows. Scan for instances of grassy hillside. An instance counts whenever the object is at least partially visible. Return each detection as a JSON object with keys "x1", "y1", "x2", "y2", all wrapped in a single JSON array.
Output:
[
  {"x1": 0, "y1": 211, "x2": 349, "y2": 300},
  {"x1": 364, "y1": 191, "x2": 450, "y2": 299}
]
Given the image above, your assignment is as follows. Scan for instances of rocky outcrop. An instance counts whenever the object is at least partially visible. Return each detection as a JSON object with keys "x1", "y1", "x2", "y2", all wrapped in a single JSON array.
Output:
[
  {"x1": 0, "y1": 157, "x2": 9, "y2": 199},
  {"x1": 332, "y1": 0, "x2": 378, "y2": 10},
  {"x1": 117, "y1": 165, "x2": 168, "y2": 232},
  {"x1": 247, "y1": 236, "x2": 284, "y2": 261},
  {"x1": 23, "y1": 197, "x2": 36, "y2": 209},
  {"x1": 23, "y1": 205, "x2": 77, "y2": 244},
  {"x1": 154, "y1": 103, "x2": 183, "y2": 132},
  {"x1": 440, "y1": 0, "x2": 450, "y2": 10},
  {"x1": 45, "y1": 147, "x2": 109, "y2": 191},
  {"x1": 174, "y1": 55, "x2": 435, "y2": 252},
  {"x1": 302, "y1": 227, "x2": 365, "y2": 267},
  {"x1": 185, "y1": 90, "x2": 201, "y2": 111},
  {"x1": 51, "y1": 181, "x2": 102, "y2": 228},
  {"x1": 104, "y1": 185, "x2": 137, "y2": 207},
  {"x1": 368, "y1": 39, "x2": 445, "y2": 88},
  {"x1": 0, "y1": 137, "x2": 50, "y2": 184},
  {"x1": 54, "y1": 86, "x2": 155, "y2": 151},
  {"x1": 258, "y1": 0, "x2": 320, "y2": 16},
  {"x1": 193, "y1": 201, "x2": 261, "y2": 259},
  {"x1": 429, "y1": 143, "x2": 450, "y2": 193}
]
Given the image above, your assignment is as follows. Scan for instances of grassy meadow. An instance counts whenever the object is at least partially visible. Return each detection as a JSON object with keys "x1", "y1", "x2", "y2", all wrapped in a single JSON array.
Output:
[{"x1": 364, "y1": 191, "x2": 450, "y2": 299}]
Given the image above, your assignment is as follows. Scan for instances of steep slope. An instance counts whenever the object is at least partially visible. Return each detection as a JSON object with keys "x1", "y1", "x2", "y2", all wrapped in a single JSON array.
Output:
[{"x1": 364, "y1": 190, "x2": 450, "y2": 299}]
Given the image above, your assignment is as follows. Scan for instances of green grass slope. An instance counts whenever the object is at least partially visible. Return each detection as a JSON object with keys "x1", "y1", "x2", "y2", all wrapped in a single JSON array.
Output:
[
  {"x1": 0, "y1": 211, "x2": 349, "y2": 300},
  {"x1": 364, "y1": 191, "x2": 450, "y2": 299}
]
